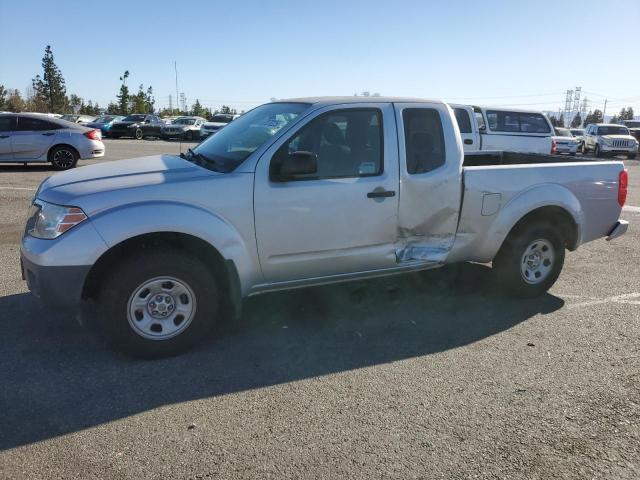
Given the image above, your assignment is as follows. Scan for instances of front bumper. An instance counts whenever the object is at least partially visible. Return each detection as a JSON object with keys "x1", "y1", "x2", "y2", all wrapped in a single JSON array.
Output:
[
  {"x1": 600, "y1": 144, "x2": 638, "y2": 154},
  {"x1": 21, "y1": 253, "x2": 91, "y2": 311},
  {"x1": 606, "y1": 220, "x2": 629, "y2": 241}
]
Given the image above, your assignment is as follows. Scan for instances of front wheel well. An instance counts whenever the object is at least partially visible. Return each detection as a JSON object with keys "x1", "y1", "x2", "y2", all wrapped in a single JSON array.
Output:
[
  {"x1": 502, "y1": 206, "x2": 579, "y2": 252},
  {"x1": 82, "y1": 232, "x2": 241, "y2": 319}
]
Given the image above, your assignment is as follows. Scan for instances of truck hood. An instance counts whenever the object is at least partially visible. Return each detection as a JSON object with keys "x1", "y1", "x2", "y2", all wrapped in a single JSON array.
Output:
[
  {"x1": 602, "y1": 135, "x2": 635, "y2": 141},
  {"x1": 38, "y1": 154, "x2": 216, "y2": 206}
]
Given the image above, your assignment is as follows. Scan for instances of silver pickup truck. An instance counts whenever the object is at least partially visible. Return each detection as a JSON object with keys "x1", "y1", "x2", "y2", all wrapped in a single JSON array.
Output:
[{"x1": 20, "y1": 97, "x2": 629, "y2": 357}]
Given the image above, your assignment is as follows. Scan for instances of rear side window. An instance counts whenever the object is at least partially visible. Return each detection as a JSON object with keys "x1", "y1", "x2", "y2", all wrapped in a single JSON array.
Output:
[
  {"x1": 403, "y1": 108, "x2": 446, "y2": 174},
  {"x1": 453, "y1": 108, "x2": 472, "y2": 134},
  {"x1": 17, "y1": 117, "x2": 60, "y2": 131},
  {"x1": 0, "y1": 116, "x2": 17, "y2": 132},
  {"x1": 486, "y1": 110, "x2": 550, "y2": 134}
]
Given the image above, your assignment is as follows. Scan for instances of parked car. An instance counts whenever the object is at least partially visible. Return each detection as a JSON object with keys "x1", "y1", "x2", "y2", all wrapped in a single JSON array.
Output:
[
  {"x1": 60, "y1": 114, "x2": 97, "y2": 125},
  {"x1": 109, "y1": 114, "x2": 163, "y2": 139},
  {"x1": 85, "y1": 115, "x2": 124, "y2": 138},
  {"x1": 582, "y1": 123, "x2": 638, "y2": 159},
  {"x1": 628, "y1": 128, "x2": 640, "y2": 145},
  {"x1": 619, "y1": 120, "x2": 640, "y2": 129},
  {"x1": 20, "y1": 97, "x2": 629, "y2": 357},
  {"x1": 201, "y1": 113, "x2": 239, "y2": 138},
  {"x1": 552, "y1": 128, "x2": 580, "y2": 155},
  {"x1": 451, "y1": 105, "x2": 554, "y2": 154},
  {"x1": 160, "y1": 116, "x2": 207, "y2": 140},
  {"x1": 0, "y1": 112, "x2": 104, "y2": 169},
  {"x1": 570, "y1": 128, "x2": 585, "y2": 147}
]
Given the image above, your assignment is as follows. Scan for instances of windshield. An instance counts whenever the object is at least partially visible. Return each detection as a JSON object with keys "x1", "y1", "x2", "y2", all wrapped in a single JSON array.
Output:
[
  {"x1": 94, "y1": 115, "x2": 115, "y2": 123},
  {"x1": 555, "y1": 128, "x2": 572, "y2": 137},
  {"x1": 173, "y1": 118, "x2": 197, "y2": 125},
  {"x1": 123, "y1": 114, "x2": 146, "y2": 122},
  {"x1": 210, "y1": 115, "x2": 233, "y2": 123},
  {"x1": 61, "y1": 115, "x2": 78, "y2": 121},
  {"x1": 570, "y1": 129, "x2": 584, "y2": 136},
  {"x1": 598, "y1": 125, "x2": 630, "y2": 136},
  {"x1": 190, "y1": 102, "x2": 309, "y2": 171}
]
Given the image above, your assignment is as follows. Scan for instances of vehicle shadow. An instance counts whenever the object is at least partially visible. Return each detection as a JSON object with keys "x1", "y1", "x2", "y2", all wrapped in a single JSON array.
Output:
[
  {"x1": 0, "y1": 263, "x2": 564, "y2": 451},
  {"x1": 0, "y1": 164, "x2": 54, "y2": 172}
]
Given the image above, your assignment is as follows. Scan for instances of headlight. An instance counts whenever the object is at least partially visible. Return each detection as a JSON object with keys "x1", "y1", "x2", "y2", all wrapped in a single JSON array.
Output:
[{"x1": 27, "y1": 200, "x2": 87, "y2": 239}]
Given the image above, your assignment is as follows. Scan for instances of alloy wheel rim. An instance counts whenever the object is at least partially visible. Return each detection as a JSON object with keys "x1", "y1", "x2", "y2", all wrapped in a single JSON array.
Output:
[
  {"x1": 136, "y1": 129, "x2": 143, "y2": 139},
  {"x1": 53, "y1": 149, "x2": 74, "y2": 168},
  {"x1": 520, "y1": 239, "x2": 555, "y2": 285},
  {"x1": 127, "y1": 276, "x2": 197, "y2": 340}
]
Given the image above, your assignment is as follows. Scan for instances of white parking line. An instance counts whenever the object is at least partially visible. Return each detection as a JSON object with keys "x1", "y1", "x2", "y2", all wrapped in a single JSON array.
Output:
[
  {"x1": 0, "y1": 186, "x2": 36, "y2": 191},
  {"x1": 623, "y1": 205, "x2": 640, "y2": 213},
  {"x1": 567, "y1": 292, "x2": 640, "y2": 309}
]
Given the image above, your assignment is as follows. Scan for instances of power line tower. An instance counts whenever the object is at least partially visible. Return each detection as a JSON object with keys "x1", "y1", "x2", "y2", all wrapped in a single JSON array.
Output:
[
  {"x1": 168, "y1": 94, "x2": 173, "y2": 112},
  {"x1": 563, "y1": 89, "x2": 574, "y2": 127},
  {"x1": 571, "y1": 87, "x2": 581, "y2": 126},
  {"x1": 180, "y1": 93, "x2": 187, "y2": 113}
]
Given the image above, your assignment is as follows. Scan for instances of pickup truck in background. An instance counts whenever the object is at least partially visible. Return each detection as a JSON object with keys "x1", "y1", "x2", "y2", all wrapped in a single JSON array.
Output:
[
  {"x1": 451, "y1": 104, "x2": 554, "y2": 154},
  {"x1": 20, "y1": 97, "x2": 629, "y2": 357}
]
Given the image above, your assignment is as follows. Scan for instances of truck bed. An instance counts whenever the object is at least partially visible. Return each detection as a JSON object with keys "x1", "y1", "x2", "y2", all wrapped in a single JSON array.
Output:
[
  {"x1": 463, "y1": 151, "x2": 599, "y2": 167},
  {"x1": 447, "y1": 157, "x2": 625, "y2": 263}
]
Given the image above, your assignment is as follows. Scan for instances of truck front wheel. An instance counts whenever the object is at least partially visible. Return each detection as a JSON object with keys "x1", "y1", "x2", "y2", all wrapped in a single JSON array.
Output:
[
  {"x1": 493, "y1": 223, "x2": 565, "y2": 298},
  {"x1": 95, "y1": 250, "x2": 219, "y2": 358}
]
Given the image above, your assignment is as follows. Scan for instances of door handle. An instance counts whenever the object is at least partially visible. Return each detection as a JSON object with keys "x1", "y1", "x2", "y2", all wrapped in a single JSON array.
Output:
[
  {"x1": 367, "y1": 189, "x2": 396, "y2": 199},
  {"x1": 0, "y1": 135, "x2": 9, "y2": 139},
  {"x1": 42, "y1": 132, "x2": 55, "y2": 136},
  {"x1": 464, "y1": 139, "x2": 473, "y2": 145}
]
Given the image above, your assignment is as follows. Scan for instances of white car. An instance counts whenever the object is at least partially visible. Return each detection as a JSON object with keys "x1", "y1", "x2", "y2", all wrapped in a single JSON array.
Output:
[
  {"x1": 582, "y1": 123, "x2": 638, "y2": 159},
  {"x1": 201, "y1": 113, "x2": 239, "y2": 138},
  {"x1": 0, "y1": 113, "x2": 105, "y2": 170},
  {"x1": 60, "y1": 114, "x2": 97, "y2": 125},
  {"x1": 451, "y1": 104, "x2": 554, "y2": 154},
  {"x1": 552, "y1": 128, "x2": 580, "y2": 155}
]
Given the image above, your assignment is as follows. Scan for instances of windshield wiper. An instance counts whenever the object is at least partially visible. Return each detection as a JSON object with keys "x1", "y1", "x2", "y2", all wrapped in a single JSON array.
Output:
[{"x1": 181, "y1": 148, "x2": 227, "y2": 172}]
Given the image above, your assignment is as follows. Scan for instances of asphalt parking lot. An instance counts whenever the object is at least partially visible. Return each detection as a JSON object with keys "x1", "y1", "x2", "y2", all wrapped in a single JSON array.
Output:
[{"x1": 0, "y1": 140, "x2": 639, "y2": 479}]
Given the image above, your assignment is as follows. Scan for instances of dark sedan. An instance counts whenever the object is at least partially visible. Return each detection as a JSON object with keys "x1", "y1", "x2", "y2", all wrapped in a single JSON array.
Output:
[{"x1": 109, "y1": 114, "x2": 163, "y2": 139}]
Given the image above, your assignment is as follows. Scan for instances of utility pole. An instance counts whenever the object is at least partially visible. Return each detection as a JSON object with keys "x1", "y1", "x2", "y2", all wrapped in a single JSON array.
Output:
[
  {"x1": 174, "y1": 61, "x2": 179, "y2": 114},
  {"x1": 168, "y1": 94, "x2": 173, "y2": 112},
  {"x1": 602, "y1": 99, "x2": 607, "y2": 122}
]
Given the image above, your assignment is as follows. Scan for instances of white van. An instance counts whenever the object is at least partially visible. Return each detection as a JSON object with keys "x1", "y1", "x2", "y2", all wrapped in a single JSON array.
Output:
[{"x1": 450, "y1": 104, "x2": 554, "y2": 154}]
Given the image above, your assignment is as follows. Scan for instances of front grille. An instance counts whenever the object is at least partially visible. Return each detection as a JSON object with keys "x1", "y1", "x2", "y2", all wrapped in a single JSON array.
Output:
[{"x1": 611, "y1": 139, "x2": 630, "y2": 148}]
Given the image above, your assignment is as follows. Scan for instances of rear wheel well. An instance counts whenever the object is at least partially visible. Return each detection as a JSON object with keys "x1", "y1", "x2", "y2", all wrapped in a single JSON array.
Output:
[
  {"x1": 502, "y1": 206, "x2": 578, "y2": 252},
  {"x1": 48, "y1": 143, "x2": 80, "y2": 161},
  {"x1": 82, "y1": 232, "x2": 240, "y2": 319}
]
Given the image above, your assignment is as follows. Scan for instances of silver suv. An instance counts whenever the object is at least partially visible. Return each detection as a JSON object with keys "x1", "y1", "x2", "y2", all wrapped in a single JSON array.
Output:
[
  {"x1": 582, "y1": 123, "x2": 638, "y2": 159},
  {"x1": 160, "y1": 116, "x2": 207, "y2": 141}
]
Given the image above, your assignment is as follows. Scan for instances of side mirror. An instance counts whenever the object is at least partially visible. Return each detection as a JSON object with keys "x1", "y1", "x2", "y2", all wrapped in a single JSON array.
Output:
[
  {"x1": 279, "y1": 151, "x2": 318, "y2": 180},
  {"x1": 478, "y1": 124, "x2": 486, "y2": 132}
]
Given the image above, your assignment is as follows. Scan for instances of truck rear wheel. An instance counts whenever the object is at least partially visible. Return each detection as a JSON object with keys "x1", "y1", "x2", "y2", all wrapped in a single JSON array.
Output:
[
  {"x1": 493, "y1": 222, "x2": 565, "y2": 298},
  {"x1": 95, "y1": 250, "x2": 219, "y2": 358}
]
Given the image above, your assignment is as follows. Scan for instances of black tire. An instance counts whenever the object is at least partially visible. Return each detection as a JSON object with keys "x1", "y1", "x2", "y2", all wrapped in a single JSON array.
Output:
[
  {"x1": 569, "y1": 152, "x2": 576, "y2": 156},
  {"x1": 95, "y1": 250, "x2": 219, "y2": 358},
  {"x1": 628, "y1": 153, "x2": 637, "y2": 160},
  {"x1": 580, "y1": 142, "x2": 587, "y2": 155},
  {"x1": 493, "y1": 222, "x2": 565, "y2": 298},
  {"x1": 49, "y1": 145, "x2": 79, "y2": 170},
  {"x1": 135, "y1": 128, "x2": 144, "y2": 140},
  {"x1": 594, "y1": 144, "x2": 603, "y2": 158},
  {"x1": 185, "y1": 131, "x2": 193, "y2": 141}
]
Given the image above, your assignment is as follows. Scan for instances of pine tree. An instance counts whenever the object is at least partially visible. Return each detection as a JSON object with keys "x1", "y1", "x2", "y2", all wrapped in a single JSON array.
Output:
[
  {"x1": 610, "y1": 115, "x2": 618, "y2": 124},
  {"x1": 133, "y1": 84, "x2": 147, "y2": 113},
  {"x1": 117, "y1": 71, "x2": 130, "y2": 115},
  {"x1": 31, "y1": 46, "x2": 67, "y2": 113},
  {"x1": 191, "y1": 99, "x2": 205, "y2": 117},
  {"x1": 558, "y1": 114, "x2": 565, "y2": 127},
  {"x1": 571, "y1": 113, "x2": 582, "y2": 128},
  {"x1": 549, "y1": 115, "x2": 559, "y2": 127},
  {"x1": 6, "y1": 89, "x2": 25, "y2": 112},
  {"x1": 0, "y1": 85, "x2": 6, "y2": 110},
  {"x1": 145, "y1": 86, "x2": 155, "y2": 113}
]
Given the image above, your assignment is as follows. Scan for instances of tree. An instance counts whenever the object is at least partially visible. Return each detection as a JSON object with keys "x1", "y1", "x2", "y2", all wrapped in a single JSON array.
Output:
[
  {"x1": 571, "y1": 113, "x2": 582, "y2": 128},
  {"x1": 116, "y1": 70, "x2": 130, "y2": 115},
  {"x1": 610, "y1": 115, "x2": 618, "y2": 124},
  {"x1": 145, "y1": 86, "x2": 155, "y2": 113},
  {"x1": 132, "y1": 84, "x2": 147, "y2": 113},
  {"x1": 548, "y1": 115, "x2": 560, "y2": 127},
  {"x1": 219, "y1": 105, "x2": 232, "y2": 114},
  {"x1": 558, "y1": 114, "x2": 565, "y2": 127},
  {"x1": 584, "y1": 109, "x2": 603, "y2": 126},
  {"x1": 69, "y1": 94, "x2": 83, "y2": 113},
  {"x1": 618, "y1": 107, "x2": 634, "y2": 121},
  {"x1": 31, "y1": 45, "x2": 67, "y2": 113},
  {"x1": 0, "y1": 85, "x2": 6, "y2": 110},
  {"x1": 6, "y1": 89, "x2": 25, "y2": 112},
  {"x1": 106, "y1": 101, "x2": 119, "y2": 114},
  {"x1": 191, "y1": 99, "x2": 205, "y2": 117}
]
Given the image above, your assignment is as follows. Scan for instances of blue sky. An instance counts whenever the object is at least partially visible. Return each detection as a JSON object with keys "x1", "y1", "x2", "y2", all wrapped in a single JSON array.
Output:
[{"x1": 1, "y1": 0, "x2": 639, "y2": 115}]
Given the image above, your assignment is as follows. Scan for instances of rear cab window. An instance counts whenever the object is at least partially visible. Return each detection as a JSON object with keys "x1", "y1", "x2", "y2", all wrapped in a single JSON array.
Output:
[{"x1": 402, "y1": 108, "x2": 446, "y2": 174}]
